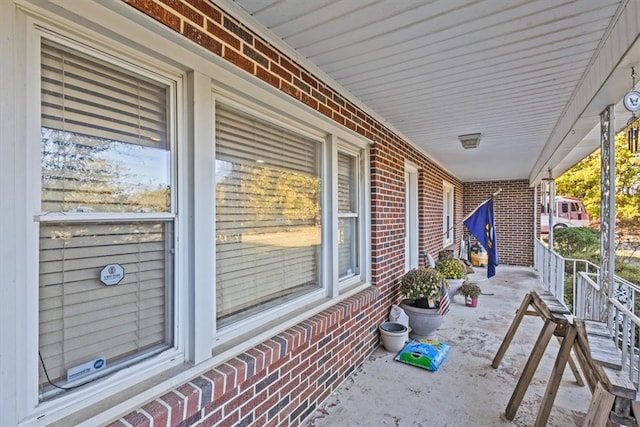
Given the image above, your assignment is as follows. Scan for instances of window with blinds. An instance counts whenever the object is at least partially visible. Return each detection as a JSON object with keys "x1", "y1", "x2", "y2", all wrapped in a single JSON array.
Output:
[
  {"x1": 337, "y1": 152, "x2": 359, "y2": 279},
  {"x1": 39, "y1": 222, "x2": 170, "y2": 387},
  {"x1": 40, "y1": 42, "x2": 170, "y2": 214},
  {"x1": 38, "y1": 41, "x2": 173, "y2": 396},
  {"x1": 215, "y1": 105, "x2": 321, "y2": 327},
  {"x1": 443, "y1": 182, "x2": 454, "y2": 246}
]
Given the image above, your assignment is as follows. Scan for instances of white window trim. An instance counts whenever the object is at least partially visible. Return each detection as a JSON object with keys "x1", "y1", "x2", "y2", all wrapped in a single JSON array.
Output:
[
  {"x1": 443, "y1": 181, "x2": 455, "y2": 247},
  {"x1": 210, "y1": 94, "x2": 371, "y2": 345},
  {"x1": 19, "y1": 18, "x2": 187, "y2": 425},
  {"x1": 336, "y1": 142, "x2": 367, "y2": 290},
  {"x1": 211, "y1": 94, "x2": 328, "y2": 340},
  {"x1": 189, "y1": 70, "x2": 216, "y2": 364},
  {"x1": 405, "y1": 163, "x2": 419, "y2": 271},
  {"x1": 195, "y1": 23, "x2": 372, "y2": 373}
]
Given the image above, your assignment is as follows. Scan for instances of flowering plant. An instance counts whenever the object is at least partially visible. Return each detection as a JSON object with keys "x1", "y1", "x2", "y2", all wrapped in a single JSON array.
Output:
[
  {"x1": 434, "y1": 258, "x2": 466, "y2": 279},
  {"x1": 458, "y1": 282, "x2": 482, "y2": 298},
  {"x1": 400, "y1": 267, "x2": 447, "y2": 302}
]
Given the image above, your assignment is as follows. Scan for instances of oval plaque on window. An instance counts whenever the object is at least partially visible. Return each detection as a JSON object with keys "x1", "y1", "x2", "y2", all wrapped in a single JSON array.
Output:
[{"x1": 100, "y1": 263, "x2": 125, "y2": 286}]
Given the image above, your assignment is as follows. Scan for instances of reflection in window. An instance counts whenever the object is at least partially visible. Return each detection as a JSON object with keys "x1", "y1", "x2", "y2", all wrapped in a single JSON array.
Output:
[
  {"x1": 443, "y1": 182, "x2": 454, "y2": 246},
  {"x1": 338, "y1": 152, "x2": 359, "y2": 279},
  {"x1": 215, "y1": 105, "x2": 321, "y2": 327},
  {"x1": 38, "y1": 41, "x2": 174, "y2": 399},
  {"x1": 40, "y1": 42, "x2": 170, "y2": 213},
  {"x1": 41, "y1": 130, "x2": 170, "y2": 213}
]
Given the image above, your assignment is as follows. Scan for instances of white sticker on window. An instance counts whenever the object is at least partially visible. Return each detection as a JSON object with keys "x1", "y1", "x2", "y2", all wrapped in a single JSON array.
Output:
[
  {"x1": 67, "y1": 357, "x2": 106, "y2": 382},
  {"x1": 100, "y1": 264, "x2": 125, "y2": 286}
]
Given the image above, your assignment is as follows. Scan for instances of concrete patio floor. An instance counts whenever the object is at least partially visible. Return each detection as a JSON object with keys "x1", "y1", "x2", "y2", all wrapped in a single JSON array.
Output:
[{"x1": 304, "y1": 266, "x2": 592, "y2": 427}]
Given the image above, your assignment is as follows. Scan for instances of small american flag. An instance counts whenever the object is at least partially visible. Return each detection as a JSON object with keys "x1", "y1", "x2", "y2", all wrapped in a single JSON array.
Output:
[{"x1": 438, "y1": 283, "x2": 450, "y2": 316}]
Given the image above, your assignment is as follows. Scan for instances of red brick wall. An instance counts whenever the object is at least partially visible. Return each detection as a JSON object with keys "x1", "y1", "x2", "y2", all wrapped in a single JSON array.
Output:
[
  {"x1": 369, "y1": 141, "x2": 464, "y2": 297},
  {"x1": 107, "y1": 289, "x2": 380, "y2": 427},
  {"x1": 463, "y1": 180, "x2": 535, "y2": 266},
  {"x1": 418, "y1": 158, "x2": 464, "y2": 257}
]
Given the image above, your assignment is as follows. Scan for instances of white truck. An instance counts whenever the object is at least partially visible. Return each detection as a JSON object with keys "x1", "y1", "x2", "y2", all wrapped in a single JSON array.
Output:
[{"x1": 540, "y1": 196, "x2": 590, "y2": 233}]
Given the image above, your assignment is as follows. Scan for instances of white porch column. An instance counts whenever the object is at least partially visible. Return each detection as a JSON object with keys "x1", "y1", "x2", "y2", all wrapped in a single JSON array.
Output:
[
  {"x1": 599, "y1": 105, "x2": 616, "y2": 322},
  {"x1": 547, "y1": 175, "x2": 555, "y2": 250}
]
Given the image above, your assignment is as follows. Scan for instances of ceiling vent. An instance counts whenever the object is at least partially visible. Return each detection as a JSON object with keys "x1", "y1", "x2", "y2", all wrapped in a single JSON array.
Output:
[{"x1": 458, "y1": 133, "x2": 481, "y2": 149}]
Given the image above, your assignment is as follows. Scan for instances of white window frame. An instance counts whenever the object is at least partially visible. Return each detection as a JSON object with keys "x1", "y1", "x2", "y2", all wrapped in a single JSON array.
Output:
[
  {"x1": 405, "y1": 163, "x2": 419, "y2": 271},
  {"x1": 20, "y1": 21, "x2": 187, "y2": 424},
  {"x1": 211, "y1": 96, "x2": 326, "y2": 340},
  {"x1": 336, "y1": 143, "x2": 367, "y2": 289},
  {"x1": 210, "y1": 95, "x2": 371, "y2": 344},
  {"x1": 443, "y1": 181, "x2": 455, "y2": 247}
]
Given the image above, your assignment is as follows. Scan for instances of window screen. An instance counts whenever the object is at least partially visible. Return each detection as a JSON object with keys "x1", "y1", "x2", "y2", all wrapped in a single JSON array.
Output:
[
  {"x1": 215, "y1": 105, "x2": 321, "y2": 326},
  {"x1": 38, "y1": 41, "x2": 173, "y2": 395},
  {"x1": 39, "y1": 222, "x2": 170, "y2": 387},
  {"x1": 337, "y1": 152, "x2": 359, "y2": 278},
  {"x1": 41, "y1": 43, "x2": 170, "y2": 214},
  {"x1": 443, "y1": 184, "x2": 454, "y2": 246}
]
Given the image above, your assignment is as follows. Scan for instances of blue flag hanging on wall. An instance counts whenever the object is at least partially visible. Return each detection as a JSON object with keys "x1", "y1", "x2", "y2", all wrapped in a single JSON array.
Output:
[{"x1": 463, "y1": 197, "x2": 498, "y2": 278}]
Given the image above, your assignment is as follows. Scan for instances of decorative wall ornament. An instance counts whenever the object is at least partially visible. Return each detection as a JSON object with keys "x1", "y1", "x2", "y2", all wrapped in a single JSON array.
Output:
[{"x1": 623, "y1": 67, "x2": 639, "y2": 152}]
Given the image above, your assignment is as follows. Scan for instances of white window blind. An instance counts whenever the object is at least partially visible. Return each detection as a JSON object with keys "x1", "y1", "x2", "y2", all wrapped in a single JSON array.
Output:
[
  {"x1": 38, "y1": 41, "x2": 173, "y2": 395},
  {"x1": 337, "y1": 152, "x2": 359, "y2": 278},
  {"x1": 39, "y1": 222, "x2": 170, "y2": 389},
  {"x1": 443, "y1": 183, "x2": 454, "y2": 246},
  {"x1": 40, "y1": 42, "x2": 170, "y2": 214},
  {"x1": 215, "y1": 105, "x2": 321, "y2": 326},
  {"x1": 41, "y1": 43, "x2": 167, "y2": 149}
]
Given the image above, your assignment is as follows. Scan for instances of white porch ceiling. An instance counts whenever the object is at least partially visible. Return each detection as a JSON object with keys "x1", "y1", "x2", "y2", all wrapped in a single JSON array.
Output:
[{"x1": 221, "y1": 0, "x2": 640, "y2": 184}]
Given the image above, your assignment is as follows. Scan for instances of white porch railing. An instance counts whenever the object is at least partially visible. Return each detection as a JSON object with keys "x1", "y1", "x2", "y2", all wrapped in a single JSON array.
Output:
[{"x1": 534, "y1": 239, "x2": 640, "y2": 389}]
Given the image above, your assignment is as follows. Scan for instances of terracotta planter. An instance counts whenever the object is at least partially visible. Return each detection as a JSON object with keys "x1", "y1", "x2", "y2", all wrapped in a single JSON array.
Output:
[
  {"x1": 465, "y1": 296, "x2": 478, "y2": 307},
  {"x1": 400, "y1": 301, "x2": 444, "y2": 340}
]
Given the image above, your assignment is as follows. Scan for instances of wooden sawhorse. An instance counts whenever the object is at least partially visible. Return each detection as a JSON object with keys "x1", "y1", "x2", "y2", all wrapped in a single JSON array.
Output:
[
  {"x1": 493, "y1": 290, "x2": 638, "y2": 426},
  {"x1": 491, "y1": 290, "x2": 584, "y2": 426},
  {"x1": 572, "y1": 319, "x2": 637, "y2": 426}
]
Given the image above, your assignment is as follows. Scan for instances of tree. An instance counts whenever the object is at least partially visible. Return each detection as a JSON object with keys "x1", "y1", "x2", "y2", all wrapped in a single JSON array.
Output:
[
  {"x1": 555, "y1": 133, "x2": 640, "y2": 221},
  {"x1": 42, "y1": 128, "x2": 170, "y2": 213}
]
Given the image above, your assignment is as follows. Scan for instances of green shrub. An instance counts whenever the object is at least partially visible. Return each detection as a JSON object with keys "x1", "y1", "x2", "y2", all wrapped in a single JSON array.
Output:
[
  {"x1": 615, "y1": 263, "x2": 640, "y2": 285},
  {"x1": 553, "y1": 227, "x2": 599, "y2": 259},
  {"x1": 552, "y1": 226, "x2": 640, "y2": 286}
]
